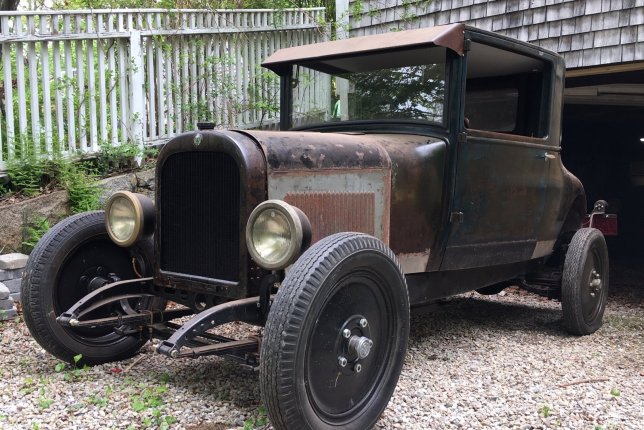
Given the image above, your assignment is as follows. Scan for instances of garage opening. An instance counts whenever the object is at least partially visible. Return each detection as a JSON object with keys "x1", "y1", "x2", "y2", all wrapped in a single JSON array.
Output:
[{"x1": 562, "y1": 67, "x2": 644, "y2": 279}]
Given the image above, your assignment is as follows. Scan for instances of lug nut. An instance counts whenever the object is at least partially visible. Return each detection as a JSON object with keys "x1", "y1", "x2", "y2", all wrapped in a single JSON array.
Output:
[
  {"x1": 359, "y1": 318, "x2": 368, "y2": 328},
  {"x1": 354, "y1": 363, "x2": 362, "y2": 373},
  {"x1": 338, "y1": 356, "x2": 347, "y2": 367},
  {"x1": 342, "y1": 329, "x2": 351, "y2": 338}
]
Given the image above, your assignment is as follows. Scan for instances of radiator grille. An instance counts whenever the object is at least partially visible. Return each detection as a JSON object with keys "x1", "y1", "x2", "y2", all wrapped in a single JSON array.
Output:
[
  {"x1": 284, "y1": 192, "x2": 375, "y2": 244},
  {"x1": 160, "y1": 152, "x2": 240, "y2": 281}
]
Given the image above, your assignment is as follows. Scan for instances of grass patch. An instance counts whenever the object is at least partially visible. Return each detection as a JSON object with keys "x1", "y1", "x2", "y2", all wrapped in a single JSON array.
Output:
[{"x1": 605, "y1": 314, "x2": 644, "y2": 330}]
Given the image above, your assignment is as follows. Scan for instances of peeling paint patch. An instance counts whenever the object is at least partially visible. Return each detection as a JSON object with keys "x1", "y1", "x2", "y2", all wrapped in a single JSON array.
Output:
[
  {"x1": 397, "y1": 250, "x2": 430, "y2": 274},
  {"x1": 532, "y1": 239, "x2": 556, "y2": 259}
]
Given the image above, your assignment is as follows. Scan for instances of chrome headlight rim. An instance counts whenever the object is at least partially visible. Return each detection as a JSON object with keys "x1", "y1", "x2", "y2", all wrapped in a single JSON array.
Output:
[
  {"x1": 246, "y1": 200, "x2": 308, "y2": 270},
  {"x1": 105, "y1": 191, "x2": 145, "y2": 248}
]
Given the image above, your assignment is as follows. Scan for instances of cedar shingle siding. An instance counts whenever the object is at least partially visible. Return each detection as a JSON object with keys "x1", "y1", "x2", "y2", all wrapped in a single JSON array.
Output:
[{"x1": 346, "y1": 0, "x2": 643, "y2": 68}]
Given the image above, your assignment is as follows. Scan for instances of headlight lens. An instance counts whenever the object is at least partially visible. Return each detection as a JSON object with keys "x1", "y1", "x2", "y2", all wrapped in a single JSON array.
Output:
[
  {"x1": 105, "y1": 191, "x2": 154, "y2": 247},
  {"x1": 108, "y1": 196, "x2": 137, "y2": 243},
  {"x1": 246, "y1": 200, "x2": 311, "y2": 270},
  {"x1": 251, "y1": 209, "x2": 292, "y2": 264}
]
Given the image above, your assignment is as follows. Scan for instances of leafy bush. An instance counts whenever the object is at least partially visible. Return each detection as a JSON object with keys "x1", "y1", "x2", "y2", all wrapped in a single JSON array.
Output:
[{"x1": 21, "y1": 214, "x2": 51, "y2": 254}]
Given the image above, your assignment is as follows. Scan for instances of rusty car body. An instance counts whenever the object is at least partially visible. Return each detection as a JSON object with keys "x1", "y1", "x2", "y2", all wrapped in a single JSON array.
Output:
[{"x1": 22, "y1": 24, "x2": 610, "y2": 430}]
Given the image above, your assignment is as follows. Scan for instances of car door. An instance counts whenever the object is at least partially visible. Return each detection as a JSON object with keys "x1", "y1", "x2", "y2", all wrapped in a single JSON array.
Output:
[
  {"x1": 440, "y1": 39, "x2": 556, "y2": 270},
  {"x1": 441, "y1": 130, "x2": 552, "y2": 270}
]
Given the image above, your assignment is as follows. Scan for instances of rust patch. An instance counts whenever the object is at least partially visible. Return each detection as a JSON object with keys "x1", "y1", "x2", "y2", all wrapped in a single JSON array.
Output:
[{"x1": 285, "y1": 192, "x2": 375, "y2": 244}]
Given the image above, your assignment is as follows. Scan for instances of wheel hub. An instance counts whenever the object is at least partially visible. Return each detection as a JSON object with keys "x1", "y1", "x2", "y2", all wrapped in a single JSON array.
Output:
[
  {"x1": 589, "y1": 269, "x2": 602, "y2": 297},
  {"x1": 348, "y1": 335, "x2": 373, "y2": 359},
  {"x1": 337, "y1": 316, "x2": 373, "y2": 372}
]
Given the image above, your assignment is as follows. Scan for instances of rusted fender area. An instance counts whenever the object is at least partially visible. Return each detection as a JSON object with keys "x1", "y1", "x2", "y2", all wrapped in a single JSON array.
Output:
[
  {"x1": 555, "y1": 165, "x2": 587, "y2": 235},
  {"x1": 238, "y1": 130, "x2": 447, "y2": 273}
]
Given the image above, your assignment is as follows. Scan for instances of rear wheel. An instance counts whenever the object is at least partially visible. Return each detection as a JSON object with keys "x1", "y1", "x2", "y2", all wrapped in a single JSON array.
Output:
[
  {"x1": 22, "y1": 211, "x2": 155, "y2": 364},
  {"x1": 260, "y1": 233, "x2": 409, "y2": 430},
  {"x1": 561, "y1": 228, "x2": 609, "y2": 335}
]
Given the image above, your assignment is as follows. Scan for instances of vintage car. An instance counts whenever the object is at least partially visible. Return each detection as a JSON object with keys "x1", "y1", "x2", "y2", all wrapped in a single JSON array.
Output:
[{"x1": 22, "y1": 24, "x2": 610, "y2": 430}]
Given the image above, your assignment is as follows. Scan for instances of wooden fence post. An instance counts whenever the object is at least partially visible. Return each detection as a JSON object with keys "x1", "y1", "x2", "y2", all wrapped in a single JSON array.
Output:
[{"x1": 129, "y1": 29, "x2": 145, "y2": 164}]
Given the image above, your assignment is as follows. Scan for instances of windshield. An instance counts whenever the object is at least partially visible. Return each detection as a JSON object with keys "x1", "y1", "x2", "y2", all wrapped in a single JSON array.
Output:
[{"x1": 290, "y1": 47, "x2": 446, "y2": 128}]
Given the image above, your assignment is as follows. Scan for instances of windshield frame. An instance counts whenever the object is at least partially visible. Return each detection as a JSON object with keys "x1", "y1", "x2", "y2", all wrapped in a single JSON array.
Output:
[{"x1": 278, "y1": 46, "x2": 450, "y2": 131}]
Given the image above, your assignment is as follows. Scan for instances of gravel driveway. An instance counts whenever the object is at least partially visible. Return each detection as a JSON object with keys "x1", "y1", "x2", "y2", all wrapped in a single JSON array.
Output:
[{"x1": 0, "y1": 274, "x2": 642, "y2": 430}]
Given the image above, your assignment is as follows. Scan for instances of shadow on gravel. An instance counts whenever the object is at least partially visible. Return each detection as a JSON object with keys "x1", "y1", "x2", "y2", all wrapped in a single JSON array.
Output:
[
  {"x1": 609, "y1": 259, "x2": 644, "y2": 307},
  {"x1": 410, "y1": 295, "x2": 566, "y2": 340}
]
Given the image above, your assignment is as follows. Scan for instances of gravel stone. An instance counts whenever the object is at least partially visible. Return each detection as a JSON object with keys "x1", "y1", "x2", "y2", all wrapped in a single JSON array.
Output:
[{"x1": 0, "y1": 269, "x2": 641, "y2": 429}]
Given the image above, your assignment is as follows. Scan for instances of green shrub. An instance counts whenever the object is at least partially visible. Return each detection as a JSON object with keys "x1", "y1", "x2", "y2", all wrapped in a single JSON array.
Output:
[{"x1": 21, "y1": 214, "x2": 51, "y2": 254}]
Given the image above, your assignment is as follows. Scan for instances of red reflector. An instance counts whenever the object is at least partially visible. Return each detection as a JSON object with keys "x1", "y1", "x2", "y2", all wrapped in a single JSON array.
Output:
[{"x1": 583, "y1": 214, "x2": 618, "y2": 236}]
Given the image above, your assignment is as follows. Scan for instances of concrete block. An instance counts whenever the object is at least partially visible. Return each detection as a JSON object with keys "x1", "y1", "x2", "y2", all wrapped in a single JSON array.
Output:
[
  {"x1": 0, "y1": 299, "x2": 14, "y2": 310},
  {"x1": 0, "y1": 253, "x2": 29, "y2": 270},
  {"x1": 4, "y1": 278, "x2": 21, "y2": 294},
  {"x1": 0, "y1": 282, "x2": 9, "y2": 300},
  {"x1": 0, "y1": 308, "x2": 17, "y2": 320},
  {"x1": 0, "y1": 268, "x2": 24, "y2": 281}
]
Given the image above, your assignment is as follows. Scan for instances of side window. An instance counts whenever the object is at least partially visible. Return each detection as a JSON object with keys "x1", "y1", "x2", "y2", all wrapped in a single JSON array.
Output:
[
  {"x1": 464, "y1": 42, "x2": 550, "y2": 138},
  {"x1": 465, "y1": 88, "x2": 518, "y2": 132}
]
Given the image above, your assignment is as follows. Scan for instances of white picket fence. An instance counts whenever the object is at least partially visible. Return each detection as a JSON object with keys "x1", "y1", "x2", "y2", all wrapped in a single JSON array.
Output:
[{"x1": 0, "y1": 8, "x2": 327, "y2": 170}]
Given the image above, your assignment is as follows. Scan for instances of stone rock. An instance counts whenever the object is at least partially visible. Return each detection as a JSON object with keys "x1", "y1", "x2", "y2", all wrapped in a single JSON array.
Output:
[
  {"x1": 0, "y1": 299, "x2": 14, "y2": 310},
  {"x1": 99, "y1": 175, "x2": 134, "y2": 205},
  {"x1": 99, "y1": 168, "x2": 155, "y2": 205},
  {"x1": 3, "y1": 278, "x2": 21, "y2": 293},
  {"x1": 0, "y1": 268, "x2": 23, "y2": 281},
  {"x1": 10, "y1": 291, "x2": 20, "y2": 303},
  {"x1": 0, "y1": 167, "x2": 154, "y2": 252},
  {"x1": 0, "y1": 190, "x2": 69, "y2": 252},
  {"x1": 0, "y1": 282, "x2": 9, "y2": 300},
  {"x1": 0, "y1": 253, "x2": 29, "y2": 270},
  {"x1": 0, "y1": 307, "x2": 17, "y2": 320}
]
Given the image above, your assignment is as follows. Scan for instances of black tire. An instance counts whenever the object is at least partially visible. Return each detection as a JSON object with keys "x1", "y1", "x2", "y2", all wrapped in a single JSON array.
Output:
[
  {"x1": 260, "y1": 233, "x2": 410, "y2": 430},
  {"x1": 22, "y1": 211, "x2": 154, "y2": 365},
  {"x1": 561, "y1": 228, "x2": 609, "y2": 335}
]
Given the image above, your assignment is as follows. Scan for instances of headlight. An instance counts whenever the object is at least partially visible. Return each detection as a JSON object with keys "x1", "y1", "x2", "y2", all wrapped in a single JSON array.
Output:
[
  {"x1": 246, "y1": 200, "x2": 311, "y2": 270},
  {"x1": 105, "y1": 191, "x2": 154, "y2": 247}
]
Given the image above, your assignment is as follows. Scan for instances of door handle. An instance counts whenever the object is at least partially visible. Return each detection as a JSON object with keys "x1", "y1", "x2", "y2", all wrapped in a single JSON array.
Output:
[{"x1": 537, "y1": 152, "x2": 556, "y2": 161}]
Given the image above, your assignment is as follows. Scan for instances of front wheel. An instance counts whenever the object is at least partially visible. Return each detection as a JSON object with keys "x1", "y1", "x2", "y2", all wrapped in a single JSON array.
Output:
[
  {"x1": 22, "y1": 211, "x2": 155, "y2": 365},
  {"x1": 260, "y1": 233, "x2": 410, "y2": 430},
  {"x1": 561, "y1": 228, "x2": 609, "y2": 335}
]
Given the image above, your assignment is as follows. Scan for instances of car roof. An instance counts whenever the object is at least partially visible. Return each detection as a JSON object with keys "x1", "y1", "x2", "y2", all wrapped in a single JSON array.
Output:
[{"x1": 262, "y1": 23, "x2": 465, "y2": 72}]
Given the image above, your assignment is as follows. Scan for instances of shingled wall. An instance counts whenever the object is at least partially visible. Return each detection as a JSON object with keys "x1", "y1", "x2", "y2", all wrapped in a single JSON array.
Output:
[{"x1": 344, "y1": 0, "x2": 643, "y2": 69}]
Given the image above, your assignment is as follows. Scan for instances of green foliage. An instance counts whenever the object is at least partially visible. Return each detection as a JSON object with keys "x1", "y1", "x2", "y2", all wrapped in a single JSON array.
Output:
[
  {"x1": 610, "y1": 387, "x2": 621, "y2": 397},
  {"x1": 91, "y1": 142, "x2": 157, "y2": 176},
  {"x1": 538, "y1": 404, "x2": 552, "y2": 418},
  {"x1": 37, "y1": 388, "x2": 54, "y2": 410},
  {"x1": 3, "y1": 137, "x2": 102, "y2": 214},
  {"x1": 244, "y1": 406, "x2": 268, "y2": 429},
  {"x1": 87, "y1": 387, "x2": 112, "y2": 407},
  {"x1": 59, "y1": 162, "x2": 101, "y2": 213},
  {"x1": 21, "y1": 214, "x2": 51, "y2": 254},
  {"x1": 130, "y1": 384, "x2": 175, "y2": 428},
  {"x1": 5, "y1": 146, "x2": 47, "y2": 197}
]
